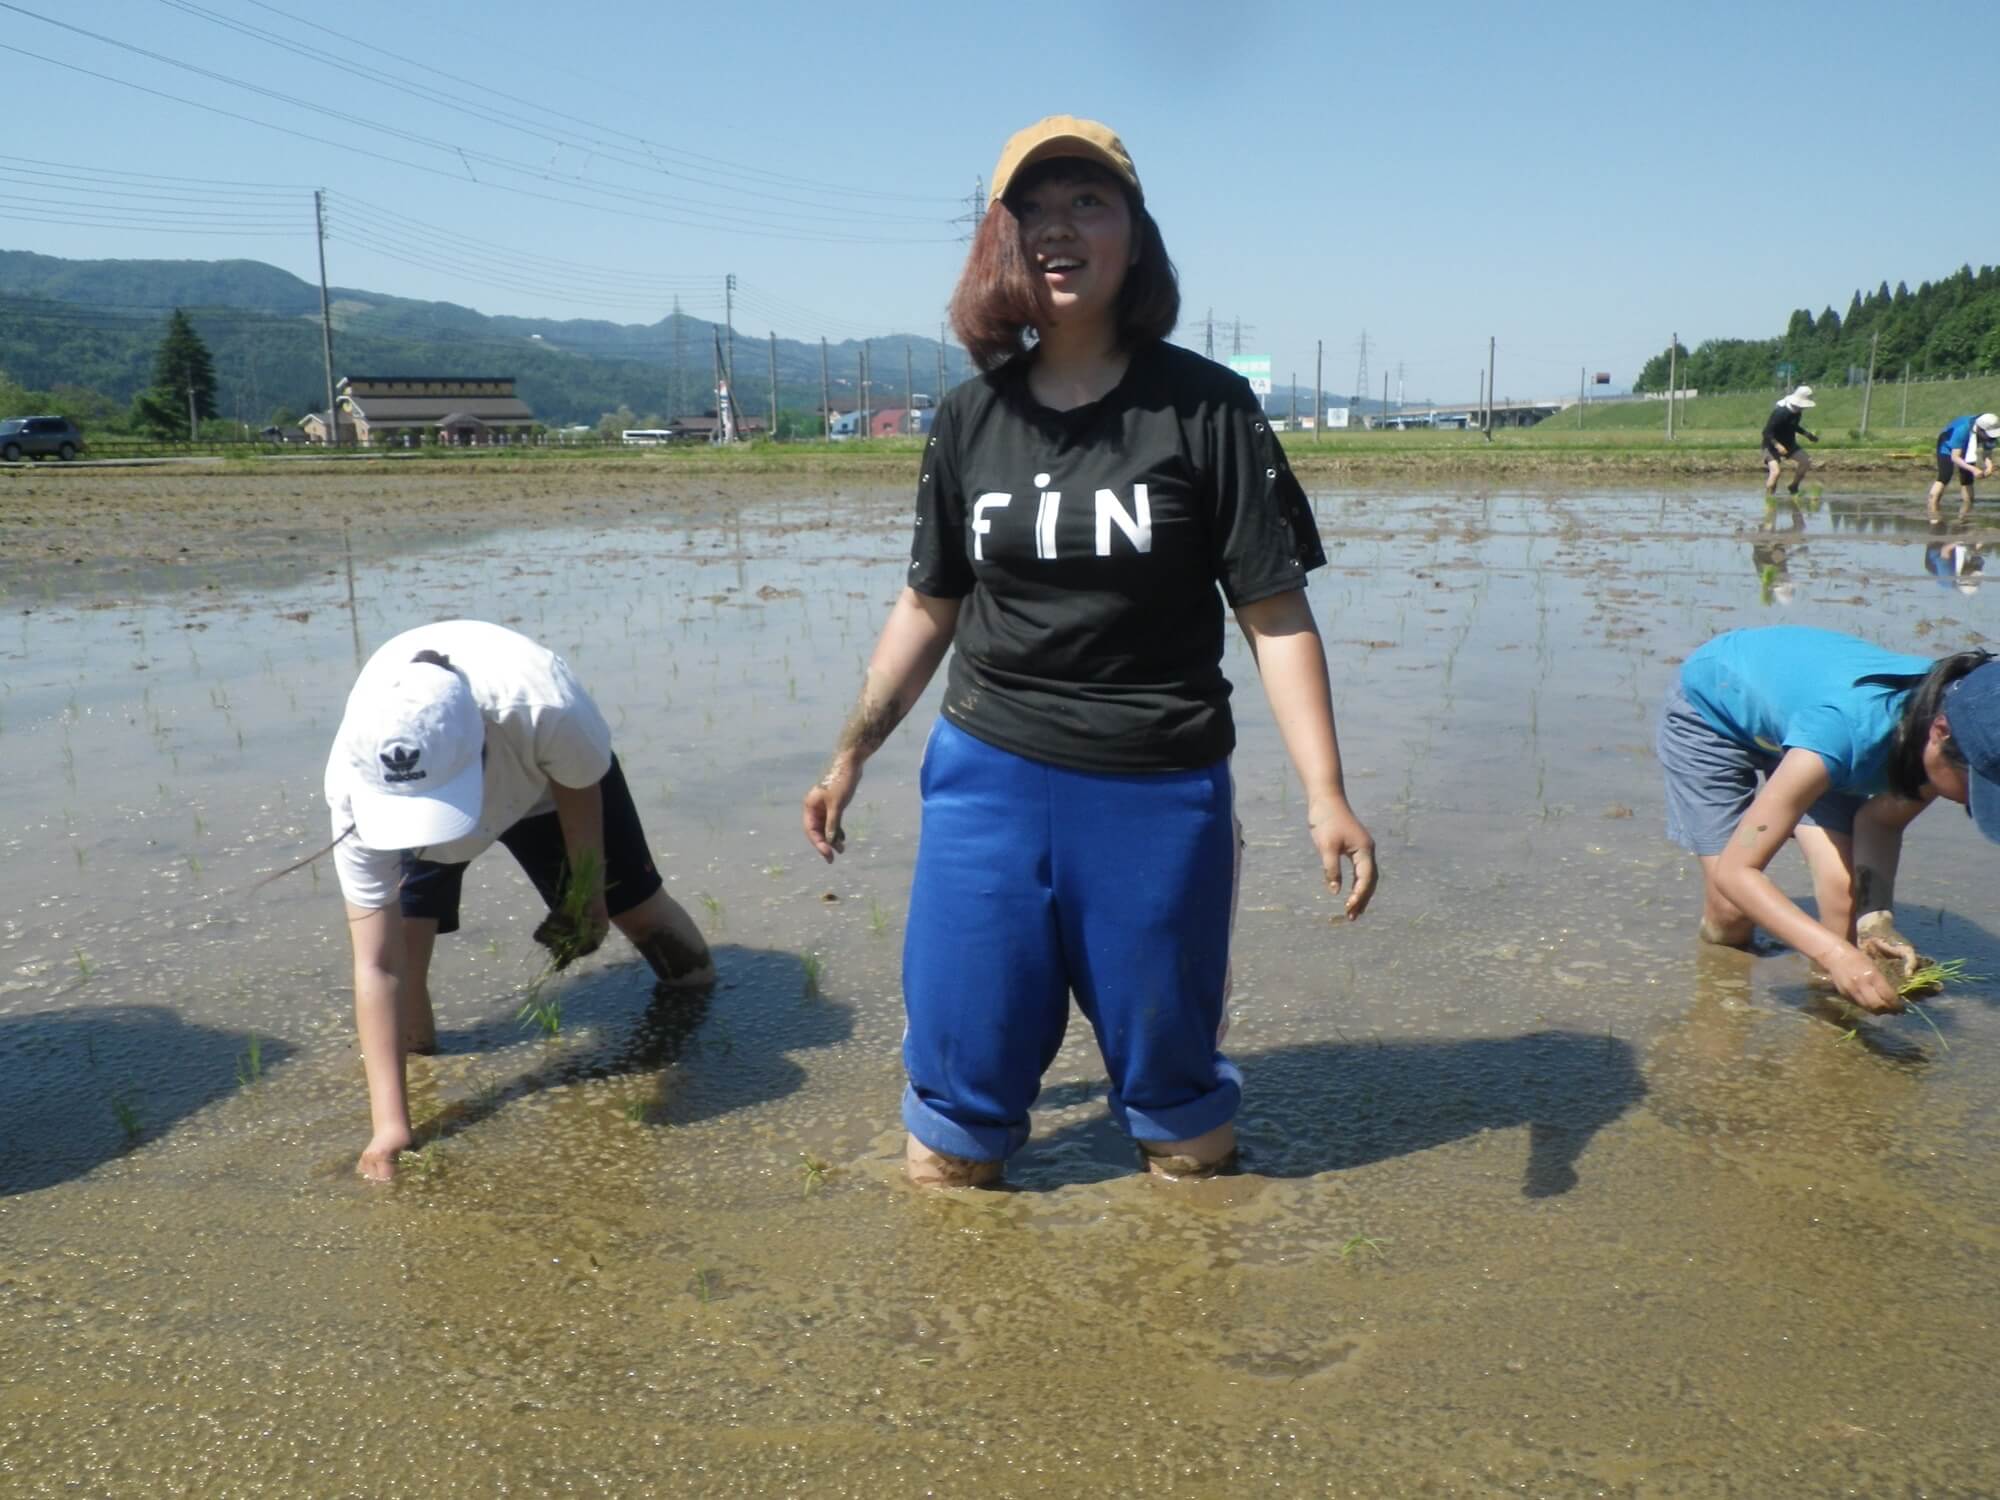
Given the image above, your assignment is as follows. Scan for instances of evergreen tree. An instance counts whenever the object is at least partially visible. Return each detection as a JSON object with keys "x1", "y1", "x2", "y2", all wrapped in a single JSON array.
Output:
[{"x1": 130, "y1": 309, "x2": 218, "y2": 438}]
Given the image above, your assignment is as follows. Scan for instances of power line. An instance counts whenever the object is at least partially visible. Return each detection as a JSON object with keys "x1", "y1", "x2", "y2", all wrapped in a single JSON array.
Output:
[
  {"x1": 152, "y1": 0, "x2": 954, "y2": 223},
  {"x1": 224, "y1": 0, "x2": 959, "y2": 206},
  {"x1": 0, "y1": 18, "x2": 959, "y2": 245}
]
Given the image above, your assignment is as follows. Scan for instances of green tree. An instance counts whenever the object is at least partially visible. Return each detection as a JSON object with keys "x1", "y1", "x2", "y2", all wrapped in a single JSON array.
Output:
[{"x1": 130, "y1": 309, "x2": 218, "y2": 438}]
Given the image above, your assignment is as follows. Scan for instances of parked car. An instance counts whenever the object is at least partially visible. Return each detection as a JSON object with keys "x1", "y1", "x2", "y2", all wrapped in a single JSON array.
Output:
[{"x1": 0, "y1": 416, "x2": 83, "y2": 461}]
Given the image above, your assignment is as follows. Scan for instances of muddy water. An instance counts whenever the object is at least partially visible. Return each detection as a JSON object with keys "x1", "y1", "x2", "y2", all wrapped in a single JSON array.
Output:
[{"x1": 4, "y1": 478, "x2": 2000, "y2": 1494}]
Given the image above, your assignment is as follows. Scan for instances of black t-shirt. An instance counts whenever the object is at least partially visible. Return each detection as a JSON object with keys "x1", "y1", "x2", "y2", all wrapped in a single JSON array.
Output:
[
  {"x1": 907, "y1": 339, "x2": 1326, "y2": 773},
  {"x1": 1762, "y1": 404, "x2": 1809, "y2": 448}
]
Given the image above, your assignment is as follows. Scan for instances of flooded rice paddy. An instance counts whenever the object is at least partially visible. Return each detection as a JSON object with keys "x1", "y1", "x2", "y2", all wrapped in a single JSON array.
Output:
[{"x1": 4, "y1": 472, "x2": 1999, "y2": 1495}]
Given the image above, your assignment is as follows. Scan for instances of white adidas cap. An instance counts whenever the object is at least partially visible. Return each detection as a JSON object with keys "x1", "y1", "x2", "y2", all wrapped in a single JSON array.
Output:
[{"x1": 335, "y1": 654, "x2": 484, "y2": 849}]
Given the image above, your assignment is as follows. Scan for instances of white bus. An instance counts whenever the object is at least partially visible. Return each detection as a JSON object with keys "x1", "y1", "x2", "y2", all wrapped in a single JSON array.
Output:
[{"x1": 621, "y1": 429, "x2": 675, "y2": 446}]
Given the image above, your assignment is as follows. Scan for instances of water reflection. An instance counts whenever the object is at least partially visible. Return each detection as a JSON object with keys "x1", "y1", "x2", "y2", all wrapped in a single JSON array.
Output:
[
  {"x1": 1752, "y1": 497, "x2": 1805, "y2": 605},
  {"x1": 1925, "y1": 539, "x2": 1986, "y2": 594}
]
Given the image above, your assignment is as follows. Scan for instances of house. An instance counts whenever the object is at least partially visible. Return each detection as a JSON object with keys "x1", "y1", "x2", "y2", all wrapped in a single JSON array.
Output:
[
  {"x1": 299, "y1": 411, "x2": 332, "y2": 444},
  {"x1": 320, "y1": 375, "x2": 538, "y2": 446},
  {"x1": 869, "y1": 407, "x2": 935, "y2": 439}
]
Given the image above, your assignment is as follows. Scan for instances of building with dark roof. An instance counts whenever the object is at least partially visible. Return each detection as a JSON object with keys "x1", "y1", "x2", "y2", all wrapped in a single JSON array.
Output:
[{"x1": 325, "y1": 376, "x2": 537, "y2": 446}]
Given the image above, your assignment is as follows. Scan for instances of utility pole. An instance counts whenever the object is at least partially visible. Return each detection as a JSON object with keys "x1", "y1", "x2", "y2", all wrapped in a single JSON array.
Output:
[
  {"x1": 1314, "y1": 339, "x2": 1323, "y2": 444},
  {"x1": 768, "y1": 330, "x2": 778, "y2": 440},
  {"x1": 1232, "y1": 317, "x2": 1243, "y2": 357},
  {"x1": 1901, "y1": 362, "x2": 1910, "y2": 428},
  {"x1": 860, "y1": 341, "x2": 870, "y2": 441},
  {"x1": 820, "y1": 336, "x2": 831, "y2": 442},
  {"x1": 904, "y1": 342, "x2": 914, "y2": 432},
  {"x1": 1477, "y1": 369, "x2": 1485, "y2": 429},
  {"x1": 1396, "y1": 361, "x2": 1404, "y2": 410},
  {"x1": 1859, "y1": 329, "x2": 1879, "y2": 437},
  {"x1": 1382, "y1": 371, "x2": 1389, "y2": 426},
  {"x1": 1666, "y1": 333, "x2": 1677, "y2": 441},
  {"x1": 937, "y1": 321, "x2": 947, "y2": 403},
  {"x1": 1204, "y1": 308, "x2": 1215, "y2": 360},
  {"x1": 1486, "y1": 335, "x2": 1496, "y2": 441},
  {"x1": 1354, "y1": 331, "x2": 1369, "y2": 414},
  {"x1": 1579, "y1": 366, "x2": 1585, "y2": 430},
  {"x1": 671, "y1": 297, "x2": 683, "y2": 420},
  {"x1": 724, "y1": 273, "x2": 737, "y2": 396},
  {"x1": 313, "y1": 189, "x2": 339, "y2": 445},
  {"x1": 1290, "y1": 373, "x2": 1297, "y2": 432},
  {"x1": 709, "y1": 327, "x2": 726, "y2": 444},
  {"x1": 187, "y1": 382, "x2": 198, "y2": 443}
]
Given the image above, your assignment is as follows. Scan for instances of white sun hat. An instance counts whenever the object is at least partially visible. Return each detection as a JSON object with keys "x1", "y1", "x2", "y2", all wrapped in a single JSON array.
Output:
[
  {"x1": 335, "y1": 655, "x2": 485, "y2": 849},
  {"x1": 1783, "y1": 385, "x2": 1815, "y2": 409}
]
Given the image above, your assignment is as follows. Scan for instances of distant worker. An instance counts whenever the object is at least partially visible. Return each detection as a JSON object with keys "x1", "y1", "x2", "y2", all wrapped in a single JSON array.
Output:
[
  {"x1": 323, "y1": 620, "x2": 713, "y2": 1181},
  {"x1": 1926, "y1": 412, "x2": 2000, "y2": 524},
  {"x1": 1761, "y1": 385, "x2": 1819, "y2": 498}
]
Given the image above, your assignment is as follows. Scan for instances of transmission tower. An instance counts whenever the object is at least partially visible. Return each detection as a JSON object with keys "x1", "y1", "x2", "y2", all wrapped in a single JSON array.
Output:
[
  {"x1": 1204, "y1": 308, "x2": 1215, "y2": 359},
  {"x1": 955, "y1": 177, "x2": 986, "y2": 242},
  {"x1": 1354, "y1": 332, "x2": 1370, "y2": 408}
]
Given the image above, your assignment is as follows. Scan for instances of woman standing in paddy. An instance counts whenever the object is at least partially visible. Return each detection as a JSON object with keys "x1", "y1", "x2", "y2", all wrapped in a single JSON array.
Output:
[{"x1": 801, "y1": 116, "x2": 1377, "y2": 1186}]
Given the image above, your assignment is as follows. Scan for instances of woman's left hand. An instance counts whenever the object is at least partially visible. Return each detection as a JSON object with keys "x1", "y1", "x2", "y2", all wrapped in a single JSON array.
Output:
[{"x1": 1308, "y1": 800, "x2": 1377, "y2": 920}]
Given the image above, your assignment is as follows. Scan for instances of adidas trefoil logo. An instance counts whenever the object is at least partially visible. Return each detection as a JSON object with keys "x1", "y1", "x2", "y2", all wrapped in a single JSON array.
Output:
[{"x1": 379, "y1": 745, "x2": 427, "y2": 783}]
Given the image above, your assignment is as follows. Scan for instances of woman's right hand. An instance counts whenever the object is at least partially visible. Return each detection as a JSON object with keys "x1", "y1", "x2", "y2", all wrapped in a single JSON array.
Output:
[
  {"x1": 803, "y1": 756, "x2": 862, "y2": 862},
  {"x1": 1821, "y1": 945, "x2": 1905, "y2": 1014}
]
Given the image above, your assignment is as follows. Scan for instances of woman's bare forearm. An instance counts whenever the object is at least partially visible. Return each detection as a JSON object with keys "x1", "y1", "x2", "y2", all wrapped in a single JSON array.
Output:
[{"x1": 826, "y1": 589, "x2": 961, "y2": 771}]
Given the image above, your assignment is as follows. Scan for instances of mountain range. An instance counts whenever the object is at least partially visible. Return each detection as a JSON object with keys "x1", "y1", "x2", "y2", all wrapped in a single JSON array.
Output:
[{"x1": 0, "y1": 249, "x2": 960, "y2": 427}]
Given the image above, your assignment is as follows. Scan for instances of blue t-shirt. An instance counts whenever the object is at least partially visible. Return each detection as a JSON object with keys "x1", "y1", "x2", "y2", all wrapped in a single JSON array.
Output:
[
  {"x1": 1939, "y1": 415, "x2": 1978, "y2": 456},
  {"x1": 1679, "y1": 626, "x2": 1931, "y2": 796}
]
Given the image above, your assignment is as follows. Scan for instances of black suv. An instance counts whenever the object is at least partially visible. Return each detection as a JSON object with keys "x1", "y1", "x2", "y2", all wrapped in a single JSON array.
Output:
[{"x1": 0, "y1": 416, "x2": 83, "y2": 461}]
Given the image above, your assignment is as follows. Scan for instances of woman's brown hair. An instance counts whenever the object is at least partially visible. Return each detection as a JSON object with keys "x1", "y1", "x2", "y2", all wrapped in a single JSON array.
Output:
[{"x1": 948, "y1": 157, "x2": 1180, "y2": 372}]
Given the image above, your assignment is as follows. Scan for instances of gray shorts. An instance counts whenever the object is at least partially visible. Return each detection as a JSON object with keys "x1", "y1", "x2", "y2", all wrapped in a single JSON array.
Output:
[{"x1": 1656, "y1": 684, "x2": 1861, "y2": 856}]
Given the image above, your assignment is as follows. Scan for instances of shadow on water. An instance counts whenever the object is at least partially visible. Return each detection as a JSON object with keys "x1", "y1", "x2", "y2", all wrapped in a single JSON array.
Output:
[
  {"x1": 0, "y1": 1004, "x2": 295, "y2": 1197},
  {"x1": 1023, "y1": 1030, "x2": 1645, "y2": 1197},
  {"x1": 419, "y1": 944, "x2": 851, "y2": 1145}
]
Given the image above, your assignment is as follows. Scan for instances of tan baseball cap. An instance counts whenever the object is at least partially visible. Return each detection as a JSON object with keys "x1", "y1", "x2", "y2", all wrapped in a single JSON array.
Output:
[{"x1": 989, "y1": 115, "x2": 1140, "y2": 206}]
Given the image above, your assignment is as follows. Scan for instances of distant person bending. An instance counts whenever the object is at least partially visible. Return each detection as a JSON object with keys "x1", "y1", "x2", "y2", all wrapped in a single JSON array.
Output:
[
  {"x1": 801, "y1": 116, "x2": 1377, "y2": 1188},
  {"x1": 1761, "y1": 385, "x2": 1819, "y2": 498},
  {"x1": 1656, "y1": 624, "x2": 2000, "y2": 1014},
  {"x1": 1926, "y1": 412, "x2": 2000, "y2": 523},
  {"x1": 324, "y1": 620, "x2": 712, "y2": 1181}
]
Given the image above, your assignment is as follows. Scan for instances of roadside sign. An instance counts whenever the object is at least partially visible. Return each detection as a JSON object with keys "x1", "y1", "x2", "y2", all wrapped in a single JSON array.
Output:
[
  {"x1": 1227, "y1": 354, "x2": 1273, "y2": 396},
  {"x1": 1325, "y1": 406, "x2": 1351, "y2": 429}
]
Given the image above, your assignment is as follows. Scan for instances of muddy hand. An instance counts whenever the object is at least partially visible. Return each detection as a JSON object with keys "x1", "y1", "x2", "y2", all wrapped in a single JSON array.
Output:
[
  {"x1": 803, "y1": 757, "x2": 861, "y2": 863},
  {"x1": 1822, "y1": 947, "x2": 1905, "y2": 1014},
  {"x1": 358, "y1": 1124, "x2": 413, "y2": 1182},
  {"x1": 533, "y1": 907, "x2": 609, "y2": 970}
]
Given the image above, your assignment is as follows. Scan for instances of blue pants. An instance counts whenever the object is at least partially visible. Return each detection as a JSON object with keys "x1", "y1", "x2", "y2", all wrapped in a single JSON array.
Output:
[{"x1": 901, "y1": 720, "x2": 1241, "y2": 1162}]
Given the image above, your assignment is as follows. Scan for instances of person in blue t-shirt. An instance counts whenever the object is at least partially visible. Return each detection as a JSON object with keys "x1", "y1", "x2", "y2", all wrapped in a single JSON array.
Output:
[
  {"x1": 1656, "y1": 625, "x2": 2000, "y2": 1012},
  {"x1": 1926, "y1": 412, "x2": 2000, "y2": 522}
]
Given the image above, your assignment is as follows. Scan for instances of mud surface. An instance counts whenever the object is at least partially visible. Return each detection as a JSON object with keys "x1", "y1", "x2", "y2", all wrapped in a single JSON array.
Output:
[{"x1": 4, "y1": 471, "x2": 2000, "y2": 1494}]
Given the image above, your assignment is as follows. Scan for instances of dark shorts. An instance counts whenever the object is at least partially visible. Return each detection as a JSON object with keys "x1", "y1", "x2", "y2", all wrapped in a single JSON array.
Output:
[
  {"x1": 397, "y1": 755, "x2": 664, "y2": 933},
  {"x1": 1656, "y1": 686, "x2": 1861, "y2": 856},
  {"x1": 1938, "y1": 453, "x2": 1973, "y2": 487},
  {"x1": 1763, "y1": 441, "x2": 1794, "y2": 464}
]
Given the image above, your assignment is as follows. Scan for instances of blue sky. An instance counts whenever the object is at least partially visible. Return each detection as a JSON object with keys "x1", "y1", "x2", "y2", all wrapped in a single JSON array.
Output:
[{"x1": 3, "y1": 0, "x2": 1995, "y2": 402}]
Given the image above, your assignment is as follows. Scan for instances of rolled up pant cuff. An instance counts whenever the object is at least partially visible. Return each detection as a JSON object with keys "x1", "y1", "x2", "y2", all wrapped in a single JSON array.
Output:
[
  {"x1": 901, "y1": 1085, "x2": 1028, "y2": 1163},
  {"x1": 1111, "y1": 1057, "x2": 1243, "y2": 1143}
]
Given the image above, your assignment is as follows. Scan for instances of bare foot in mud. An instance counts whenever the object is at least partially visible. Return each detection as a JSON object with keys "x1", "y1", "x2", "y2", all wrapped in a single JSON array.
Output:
[
  {"x1": 1140, "y1": 1123, "x2": 1239, "y2": 1181},
  {"x1": 904, "y1": 1135, "x2": 1002, "y2": 1188},
  {"x1": 635, "y1": 929, "x2": 715, "y2": 990}
]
